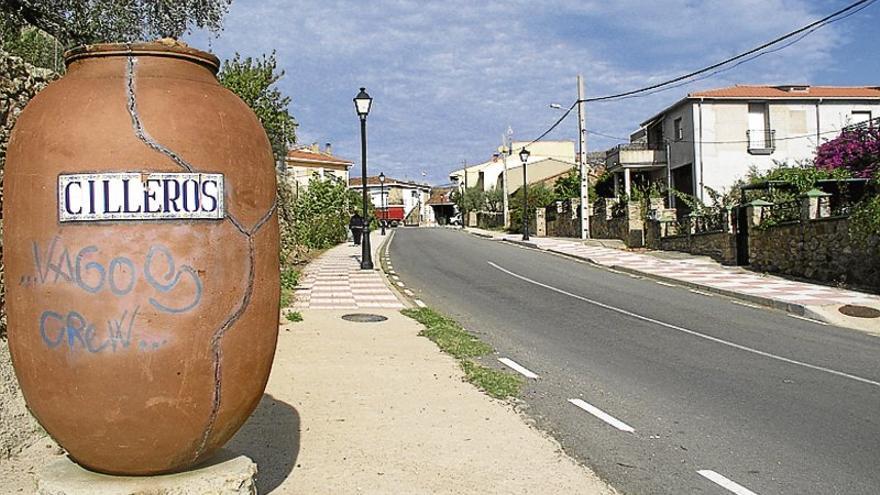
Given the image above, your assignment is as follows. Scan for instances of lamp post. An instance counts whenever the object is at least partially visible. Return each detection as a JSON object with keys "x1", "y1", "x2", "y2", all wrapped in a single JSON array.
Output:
[
  {"x1": 354, "y1": 87, "x2": 373, "y2": 270},
  {"x1": 519, "y1": 148, "x2": 530, "y2": 241},
  {"x1": 379, "y1": 172, "x2": 386, "y2": 235}
]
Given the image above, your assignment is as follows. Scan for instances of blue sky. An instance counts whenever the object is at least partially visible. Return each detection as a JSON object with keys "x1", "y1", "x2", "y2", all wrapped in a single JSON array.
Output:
[{"x1": 187, "y1": 0, "x2": 879, "y2": 185}]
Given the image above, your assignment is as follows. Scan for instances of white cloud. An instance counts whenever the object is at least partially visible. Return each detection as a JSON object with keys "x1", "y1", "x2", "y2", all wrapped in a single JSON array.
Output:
[{"x1": 186, "y1": 0, "x2": 860, "y2": 184}]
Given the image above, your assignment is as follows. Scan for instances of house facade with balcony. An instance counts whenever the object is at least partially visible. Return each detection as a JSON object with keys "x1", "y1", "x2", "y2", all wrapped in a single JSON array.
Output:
[{"x1": 607, "y1": 85, "x2": 880, "y2": 205}]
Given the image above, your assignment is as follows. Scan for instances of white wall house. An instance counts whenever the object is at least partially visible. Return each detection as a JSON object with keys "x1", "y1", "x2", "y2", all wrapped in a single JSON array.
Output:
[
  {"x1": 349, "y1": 176, "x2": 433, "y2": 225},
  {"x1": 606, "y1": 85, "x2": 880, "y2": 204},
  {"x1": 449, "y1": 140, "x2": 576, "y2": 192},
  {"x1": 285, "y1": 144, "x2": 352, "y2": 190}
]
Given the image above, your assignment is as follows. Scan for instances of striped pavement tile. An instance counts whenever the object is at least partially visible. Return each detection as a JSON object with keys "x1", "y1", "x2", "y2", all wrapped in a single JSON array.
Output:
[
  {"x1": 500, "y1": 235, "x2": 880, "y2": 308},
  {"x1": 293, "y1": 242, "x2": 404, "y2": 310}
]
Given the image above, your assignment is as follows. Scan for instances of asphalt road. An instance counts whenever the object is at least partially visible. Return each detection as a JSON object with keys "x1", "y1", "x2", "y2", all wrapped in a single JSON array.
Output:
[{"x1": 388, "y1": 227, "x2": 880, "y2": 495}]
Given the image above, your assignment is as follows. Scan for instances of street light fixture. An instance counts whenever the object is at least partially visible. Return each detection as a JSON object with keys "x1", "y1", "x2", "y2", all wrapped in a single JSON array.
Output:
[
  {"x1": 519, "y1": 148, "x2": 531, "y2": 241},
  {"x1": 354, "y1": 87, "x2": 374, "y2": 270},
  {"x1": 378, "y1": 172, "x2": 386, "y2": 235}
]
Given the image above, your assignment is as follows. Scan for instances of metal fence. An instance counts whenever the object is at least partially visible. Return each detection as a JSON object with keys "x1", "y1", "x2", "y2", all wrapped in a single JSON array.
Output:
[
  {"x1": 672, "y1": 207, "x2": 730, "y2": 235},
  {"x1": 760, "y1": 200, "x2": 800, "y2": 224}
]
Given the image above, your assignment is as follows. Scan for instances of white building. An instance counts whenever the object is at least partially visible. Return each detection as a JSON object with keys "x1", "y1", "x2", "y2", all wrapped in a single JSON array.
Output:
[
  {"x1": 606, "y1": 85, "x2": 880, "y2": 204},
  {"x1": 449, "y1": 141, "x2": 576, "y2": 192},
  {"x1": 285, "y1": 144, "x2": 353, "y2": 190},
  {"x1": 349, "y1": 175, "x2": 433, "y2": 225}
]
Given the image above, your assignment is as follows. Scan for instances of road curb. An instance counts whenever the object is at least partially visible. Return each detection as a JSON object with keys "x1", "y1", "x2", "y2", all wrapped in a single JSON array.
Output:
[
  {"x1": 498, "y1": 239, "x2": 827, "y2": 323},
  {"x1": 375, "y1": 230, "x2": 414, "y2": 309}
]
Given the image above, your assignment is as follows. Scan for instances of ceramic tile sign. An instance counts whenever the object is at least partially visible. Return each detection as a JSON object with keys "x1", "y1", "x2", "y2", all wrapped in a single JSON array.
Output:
[{"x1": 58, "y1": 172, "x2": 225, "y2": 222}]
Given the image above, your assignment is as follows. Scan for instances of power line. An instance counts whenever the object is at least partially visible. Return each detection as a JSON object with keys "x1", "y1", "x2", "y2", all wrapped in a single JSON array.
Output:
[
  {"x1": 580, "y1": 0, "x2": 875, "y2": 104},
  {"x1": 520, "y1": 0, "x2": 875, "y2": 149},
  {"x1": 606, "y1": 0, "x2": 877, "y2": 102}
]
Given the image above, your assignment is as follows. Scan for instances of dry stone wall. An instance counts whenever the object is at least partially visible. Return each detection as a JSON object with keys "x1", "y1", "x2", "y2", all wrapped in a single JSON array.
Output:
[{"x1": 750, "y1": 217, "x2": 880, "y2": 291}]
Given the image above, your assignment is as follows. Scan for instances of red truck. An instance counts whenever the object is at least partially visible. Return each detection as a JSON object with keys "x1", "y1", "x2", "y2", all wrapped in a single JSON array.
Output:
[{"x1": 377, "y1": 206, "x2": 405, "y2": 227}]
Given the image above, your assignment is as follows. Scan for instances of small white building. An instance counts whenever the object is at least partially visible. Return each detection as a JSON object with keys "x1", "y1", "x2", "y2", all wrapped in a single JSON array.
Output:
[
  {"x1": 349, "y1": 175, "x2": 433, "y2": 225},
  {"x1": 606, "y1": 85, "x2": 880, "y2": 204}
]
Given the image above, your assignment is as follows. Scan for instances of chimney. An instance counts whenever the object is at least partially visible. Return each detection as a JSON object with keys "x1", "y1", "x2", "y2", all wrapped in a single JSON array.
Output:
[
  {"x1": 309, "y1": 142, "x2": 319, "y2": 152},
  {"x1": 324, "y1": 142, "x2": 332, "y2": 155}
]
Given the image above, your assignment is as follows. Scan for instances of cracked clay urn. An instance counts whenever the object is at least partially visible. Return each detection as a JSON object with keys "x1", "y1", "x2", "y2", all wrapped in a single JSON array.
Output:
[{"x1": 3, "y1": 42, "x2": 280, "y2": 475}]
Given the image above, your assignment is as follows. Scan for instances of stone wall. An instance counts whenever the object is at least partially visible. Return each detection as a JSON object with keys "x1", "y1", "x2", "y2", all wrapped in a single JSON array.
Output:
[
  {"x1": 545, "y1": 200, "x2": 580, "y2": 238},
  {"x1": 589, "y1": 198, "x2": 646, "y2": 247},
  {"x1": 477, "y1": 211, "x2": 503, "y2": 230},
  {"x1": 659, "y1": 231, "x2": 737, "y2": 265},
  {"x1": 750, "y1": 216, "x2": 880, "y2": 291},
  {"x1": 0, "y1": 51, "x2": 57, "y2": 459}
]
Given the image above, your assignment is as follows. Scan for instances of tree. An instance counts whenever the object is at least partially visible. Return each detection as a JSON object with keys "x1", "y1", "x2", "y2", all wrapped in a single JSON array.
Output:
[
  {"x1": 451, "y1": 186, "x2": 485, "y2": 213},
  {"x1": 292, "y1": 176, "x2": 371, "y2": 250},
  {"x1": 484, "y1": 187, "x2": 504, "y2": 213},
  {"x1": 0, "y1": 9, "x2": 61, "y2": 71},
  {"x1": 815, "y1": 126, "x2": 880, "y2": 179},
  {"x1": 1, "y1": 0, "x2": 232, "y2": 46},
  {"x1": 553, "y1": 167, "x2": 580, "y2": 201},
  {"x1": 508, "y1": 183, "x2": 554, "y2": 233},
  {"x1": 218, "y1": 52, "x2": 298, "y2": 161}
]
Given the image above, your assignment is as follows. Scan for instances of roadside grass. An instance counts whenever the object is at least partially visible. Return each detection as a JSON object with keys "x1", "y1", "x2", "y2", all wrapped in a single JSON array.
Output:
[
  {"x1": 401, "y1": 307, "x2": 522, "y2": 399},
  {"x1": 284, "y1": 310, "x2": 303, "y2": 322},
  {"x1": 280, "y1": 265, "x2": 299, "y2": 309}
]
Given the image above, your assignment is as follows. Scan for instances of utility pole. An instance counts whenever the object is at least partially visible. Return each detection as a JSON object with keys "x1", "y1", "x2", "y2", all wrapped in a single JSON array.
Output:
[
  {"x1": 577, "y1": 75, "x2": 590, "y2": 239},
  {"x1": 462, "y1": 159, "x2": 468, "y2": 229},
  {"x1": 501, "y1": 126, "x2": 512, "y2": 229}
]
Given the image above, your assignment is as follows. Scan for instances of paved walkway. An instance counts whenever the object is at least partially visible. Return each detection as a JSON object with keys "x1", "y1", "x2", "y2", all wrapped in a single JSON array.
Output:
[
  {"x1": 468, "y1": 229, "x2": 880, "y2": 309},
  {"x1": 293, "y1": 238, "x2": 404, "y2": 310}
]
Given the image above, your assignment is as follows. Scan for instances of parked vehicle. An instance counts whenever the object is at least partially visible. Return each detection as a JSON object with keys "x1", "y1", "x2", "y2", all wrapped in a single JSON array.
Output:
[{"x1": 377, "y1": 205, "x2": 405, "y2": 227}]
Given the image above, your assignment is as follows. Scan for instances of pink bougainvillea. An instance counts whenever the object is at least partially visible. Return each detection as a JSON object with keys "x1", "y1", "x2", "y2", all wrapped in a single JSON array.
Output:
[{"x1": 815, "y1": 125, "x2": 880, "y2": 179}]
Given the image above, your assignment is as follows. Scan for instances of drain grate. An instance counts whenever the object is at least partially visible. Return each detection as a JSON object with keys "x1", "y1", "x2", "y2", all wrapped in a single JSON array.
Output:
[
  {"x1": 838, "y1": 305, "x2": 880, "y2": 319},
  {"x1": 341, "y1": 313, "x2": 388, "y2": 323}
]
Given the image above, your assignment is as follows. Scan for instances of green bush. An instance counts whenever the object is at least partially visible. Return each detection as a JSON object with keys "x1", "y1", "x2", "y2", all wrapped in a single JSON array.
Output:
[{"x1": 508, "y1": 183, "x2": 555, "y2": 233}]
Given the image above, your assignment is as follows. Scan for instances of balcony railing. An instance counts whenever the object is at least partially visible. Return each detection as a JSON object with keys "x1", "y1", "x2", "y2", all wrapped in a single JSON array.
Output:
[
  {"x1": 606, "y1": 142, "x2": 665, "y2": 156},
  {"x1": 747, "y1": 129, "x2": 776, "y2": 154},
  {"x1": 605, "y1": 142, "x2": 667, "y2": 169}
]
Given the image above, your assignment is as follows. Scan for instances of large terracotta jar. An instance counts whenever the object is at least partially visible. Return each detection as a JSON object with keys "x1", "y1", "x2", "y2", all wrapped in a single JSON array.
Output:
[{"x1": 3, "y1": 42, "x2": 280, "y2": 475}]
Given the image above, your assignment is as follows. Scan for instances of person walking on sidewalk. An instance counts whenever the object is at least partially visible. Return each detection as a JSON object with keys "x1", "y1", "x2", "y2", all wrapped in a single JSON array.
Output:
[{"x1": 349, "y1": 212, "x2": 364, "y2": 246}]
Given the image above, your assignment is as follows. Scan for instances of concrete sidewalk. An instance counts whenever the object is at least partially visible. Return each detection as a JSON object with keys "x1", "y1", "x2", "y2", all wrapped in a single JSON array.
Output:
[
  {"x1": 464, "y1": 227, "x2": 880, "y2": 332},
  {"x1": 227, "y1": 309, "x2": 616, "y2": 494},
  {"x1": 243, "y1": 234, "x2": 616, "y2": 493}
]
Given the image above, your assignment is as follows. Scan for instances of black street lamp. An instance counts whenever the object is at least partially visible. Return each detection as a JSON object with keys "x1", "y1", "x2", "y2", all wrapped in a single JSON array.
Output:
[
  {"x1": 519, "y1": 148, "x2": 531, "y2": 241},
  {"x1": 354, "y1": 87, "x2": 374, "y2": 270},
  {"x1": 379, "y1": 172, "x2": 386, "y2": 235}
]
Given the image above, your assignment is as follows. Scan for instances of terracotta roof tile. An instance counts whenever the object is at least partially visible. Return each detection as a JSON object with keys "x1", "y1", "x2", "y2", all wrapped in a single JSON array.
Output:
[
  {"x1": 426, "y1": 187, "x2": 455, "y2": 205},
  {"x1": 348, "y1": 176, "x2": 430, "y2": 188},
  {"x1": 689, "y1": 85, "x2": 880, "y2": 99},
  {"x1": 285, "y1": 148, "x2": 353, "y2": 166}
]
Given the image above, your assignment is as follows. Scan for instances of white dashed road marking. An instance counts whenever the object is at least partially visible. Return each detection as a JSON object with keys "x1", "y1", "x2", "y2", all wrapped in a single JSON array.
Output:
[
  {"x1": 488, "y1": 261, "x2": 880, "y2": 389},
  {"x1": 498, "y1": 358, "x2": 539, "y2": 379},
  {"x1": 787, "y1": 313, "x2": 828, "y2": 325},
  {"x1": 697, "y1": 470, "x2": 759, "y2": 495},
  {"x1": 414, "y1": 299, "x2": 426, "y2": 308},
  {"x1": 568, "y1": 399, "x2": 635, "y2": 433}
]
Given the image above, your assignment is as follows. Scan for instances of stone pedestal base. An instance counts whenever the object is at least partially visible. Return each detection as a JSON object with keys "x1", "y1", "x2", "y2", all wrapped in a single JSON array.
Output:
[{"x1": 37, "y1": 450, "x2": 257, "y2": 495}]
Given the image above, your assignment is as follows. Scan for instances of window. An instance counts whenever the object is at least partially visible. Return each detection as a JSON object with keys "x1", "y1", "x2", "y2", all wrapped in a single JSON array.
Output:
[
  {"x1": 674, "y1": 118, "x2": 683, "y2": 141},
  {"x1": 852, "y1": 110, "x2": 873, "y2": 128},
  {"x1": 747, "y1": 103, "x2": 774, "y2": 154}
]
